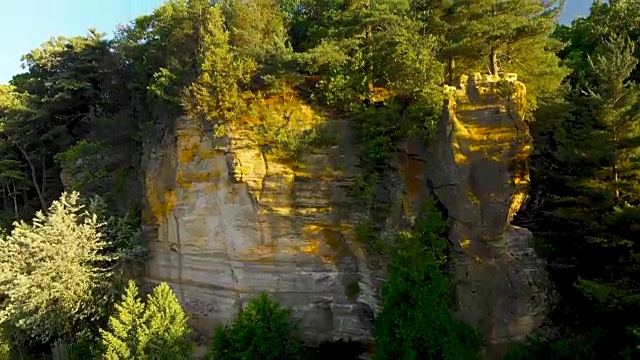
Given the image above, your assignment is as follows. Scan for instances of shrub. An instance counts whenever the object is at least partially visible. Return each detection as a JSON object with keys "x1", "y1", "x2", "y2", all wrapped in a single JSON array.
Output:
[
  {"x1": 372, "y1": 204, "x2": 482, "y2": 360},
  {"x1": 504, "y1": 328, "x2": 640, "y2": 360},
  {"x1": 207, "y1": 292, "x2": 306, "y2": 360},
  {"x1": 100, "y1": 281, "x2": 193, "y2": 360}
]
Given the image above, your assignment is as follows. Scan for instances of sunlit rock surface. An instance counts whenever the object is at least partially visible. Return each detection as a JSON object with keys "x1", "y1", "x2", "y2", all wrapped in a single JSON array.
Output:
[
  {"x1": 426, "y1": 73, "x2": 552, "y2": 354},
  {"x1": 138, "y1": 74, "x2": 552, "y2": 355},
  {"x1": 141, "y1": 105, "x2": 377, "y2": 344}
]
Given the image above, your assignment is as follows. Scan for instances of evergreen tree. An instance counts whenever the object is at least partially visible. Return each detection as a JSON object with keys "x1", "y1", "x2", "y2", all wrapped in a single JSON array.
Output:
[
  {"x1": 447, "y1": 0, "x2": 567, "y2": 101},
  {"x1": 100, "y1": 281, "x2": 149, "y2": 360},
  {"x1": 207, "y1": 292, "x2": 306, "y2": 360},
  {"x1": 586, "y1": 35, "x2": 640, "y2": 203},
  {"x1": 222, "y1": 0, "x2": 291, "y2": 65},
  {"x1": 101, "y1": 281, "x2": 193, "y2": 360},
  {"x1": 145, "y1": 283, "x2": 193, "y2": 360},
  {"x1": 182, "y1": 2, "x2": 255, "y2": 130},
  {"x1": 0, "y1": 192, "x2": 114, "y2": 343},
  {"x1": 516, "y1": 3, "x2": 640, "y2": 357}
]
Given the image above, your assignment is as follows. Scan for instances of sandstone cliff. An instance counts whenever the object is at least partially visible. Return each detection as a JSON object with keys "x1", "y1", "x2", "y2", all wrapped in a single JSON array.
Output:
[
  {"x1": 426, "y1": 73, "x2": 552, "y2": 354},
  {"x1": 141, "y1": 98, "x2": 378, "y2": 345},
  {"x1": 137, "y1": 74, "x2": 552, "y2": 355}
]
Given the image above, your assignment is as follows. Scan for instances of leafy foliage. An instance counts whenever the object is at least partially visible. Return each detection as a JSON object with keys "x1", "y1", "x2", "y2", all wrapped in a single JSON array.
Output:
[
  {"x1": 100, "y1": 281, "x2": 193, "y2": 360},
  {"x1": 0, "y1": 192, "x2": 114, "y2": 344},
  {"x1": 207, "y1": 292, "x2": 306, "y2": 360},
  {"x1": 514, "y1": 1, "x2": 640, "y2": 358},
  {"x1": 373, "y1": 203, "x2": 482, "y2": 360}
]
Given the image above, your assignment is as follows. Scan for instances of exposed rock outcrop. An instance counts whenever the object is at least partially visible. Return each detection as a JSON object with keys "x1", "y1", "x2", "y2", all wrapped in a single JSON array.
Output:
[
  {"x1": 139, "y1": 74, "x2": 551, "y2": 355},
  {"x1": 426, "y1": 73, "x2": 552, "y2": 354},
  {"x1": 141, "y1": 107, "x2": 378, "y2": 344}
]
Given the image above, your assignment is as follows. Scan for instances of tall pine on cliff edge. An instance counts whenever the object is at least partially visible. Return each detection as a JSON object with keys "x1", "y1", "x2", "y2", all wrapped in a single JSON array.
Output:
[{"x1": 445, "y1": 0, "x2": 568, "y2": 103}]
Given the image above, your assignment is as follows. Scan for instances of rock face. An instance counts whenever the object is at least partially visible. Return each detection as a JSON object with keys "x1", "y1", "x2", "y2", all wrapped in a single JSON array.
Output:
[
  {"x1": 139, "y1": 74, "x2": 552, "y2": 354},
  {"x1": 141, "y1": 107, "x2": 378, "y2": 344},
  {"x1": 426, "y1": 73, "x2": 552, "y2": 354}
]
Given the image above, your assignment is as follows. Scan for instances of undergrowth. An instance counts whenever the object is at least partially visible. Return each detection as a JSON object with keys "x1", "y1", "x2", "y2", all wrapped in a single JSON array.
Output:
[{"x1": 370, "y1": 202, "x2": 483, "y2": 360}]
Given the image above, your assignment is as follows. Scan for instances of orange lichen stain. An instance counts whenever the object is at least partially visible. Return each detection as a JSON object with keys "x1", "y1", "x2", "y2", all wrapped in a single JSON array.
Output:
[
  {"x1": 455, "y1": 152, "x2": 468, "y2": 164},
  {"x1": 295, "y1": 207, "x2": 333, "y2": 216},
  {"x1": 303, "y1": 223, "x2": 351, "y2": 236},
  {"x1": 461, "y1": 128, "x2": 514, "y2": 142},
  {"x1": 520, "y1": 143, "x2": 533, "y2": 153},
  {"x1": 301, "y1": 240, "x2": 320, "y2": 254},
  {"x1": 146, "y1": 187, "x2": 177, "y2": 225},
  {"x1": 461, "y1": 238, "x2": 472, "y2": 248},
  {"x1": 198, "y1": 146, "x2": 216, "y2": 160},
  {"x1": 202, "y1": 183, "x2": 219, "y2": 195},
  {"x1": 513, "y1": 174, "x2": 528, "y2": 186},
  {"x1": 508, "y1": 192, "x2": 528, "y2": 221},
  {"x1": 274, "y1": 239, "x2": 323, "y2": 259},
  {"x1": 197, "y1": 172, "x2": 215, "y2": 183},
  {"x1": 268, "y1": 206, "x2": 293, "y2": 216},
  {"x1": 178, "y1": 145, "x2": 199, "y2": 163},
  {"x1": 164, "y1": 189, "x2": 177, "y2": 211}
]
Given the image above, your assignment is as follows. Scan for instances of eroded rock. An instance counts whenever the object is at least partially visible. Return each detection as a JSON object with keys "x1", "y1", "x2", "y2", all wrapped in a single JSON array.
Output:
[
  {"x1": 142, "y1": 115, "x2": 377, "y2": 344},
  {"x1": 426, "y1": 73, "x2": 553, "y2": 354}
]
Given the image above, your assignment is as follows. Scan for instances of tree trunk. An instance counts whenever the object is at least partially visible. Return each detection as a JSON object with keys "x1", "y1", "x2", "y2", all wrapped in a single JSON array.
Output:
[
  {"x1": 448, "y1": 57, "x2": 456, "y2": 85},
  {"x1": 11, "y1": 181, "x2": 19, "y2": 221},
  {"x1": 1, "y1": 185, "x2": 7, "y2": 213},
  {"x1": 490, "y1": 47, "x2": 499, "y2": 75},
  {"x1": 15, "y1": 144, "x2": 47, "y2": 212},
  {"x1": 613, "y1": 133, "x2": 620, "y2": 203},
  {"x1": 41, "y1": 157, "x2": 46, "y2": 203},
  {"x1": 490, "y1": 4, "x2": 498, "y2": 75},
  {"x1": 22, "y1": 184, "x2": 28, "y2": 219},
  {"x1": 366, "y1": 0, "x2": 374, "y2": 97}
]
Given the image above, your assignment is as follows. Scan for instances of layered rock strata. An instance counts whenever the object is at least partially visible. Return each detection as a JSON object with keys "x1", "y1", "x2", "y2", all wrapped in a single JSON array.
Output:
[
  {"x1": 426, "y1": 73, "x2": 552, "y2": 354},
  {"x1": 142, "y1": 110, "x2": 377, "y2": 344}
]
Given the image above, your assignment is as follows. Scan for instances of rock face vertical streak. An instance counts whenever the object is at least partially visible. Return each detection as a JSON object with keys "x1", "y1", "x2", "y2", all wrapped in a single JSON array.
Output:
[{"x1": 426, "y1": 73, "x2": 553, "y2": 356}]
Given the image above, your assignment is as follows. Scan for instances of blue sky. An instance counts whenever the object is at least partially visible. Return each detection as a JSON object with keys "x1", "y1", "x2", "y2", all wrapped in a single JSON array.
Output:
[{"x1": 0, "y1": 0, "x2": 593, "y2": 84}]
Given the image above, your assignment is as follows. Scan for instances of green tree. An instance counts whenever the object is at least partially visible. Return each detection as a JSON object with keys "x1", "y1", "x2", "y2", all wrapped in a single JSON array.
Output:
[
  {"x1": 0, "y1": 192, "x2": 114, "y2": 344},
  {"x1": 517, "y1": 2, "x2": 640, "y2": 357},
  {"x1": 182, "y1": 2, "x2": 255, "y2": 129},
  {"x1": 446, "y1": 0, "x2": 567, "y2": 101},
  {"x1": 100, "y1": 281, "x2": 149, "y2": 360},
  {"x1": 372, "y1": 205, "x2": 481, "y2": 360},
  {"x1": 222, "y1": 0, "x2": 291, "y2": 65},
  {"x1": 586, "y1": 35, "x2": 640, "y2": 203},
  {"x1": 145, "y1": 283, "x2": 193, "y2": 359},
  {"x1": 101, "y1": 281, "x2": 193, "y2": 360},
  {"x1": 207, "y1": 292, "x2": 306, "y2": 360}
]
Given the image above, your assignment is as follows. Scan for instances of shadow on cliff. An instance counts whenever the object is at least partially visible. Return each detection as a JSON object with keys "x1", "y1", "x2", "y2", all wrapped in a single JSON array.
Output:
[{"x1": 306, "y1": 339, "x2": 368, "y2": 360}]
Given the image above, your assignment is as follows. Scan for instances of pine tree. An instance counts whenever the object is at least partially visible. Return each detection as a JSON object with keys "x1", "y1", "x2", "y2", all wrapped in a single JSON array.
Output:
[
  {"x1": 586, "y1": 35, "x2": 640, "y2": 204},
  {"x1": 0, "y1": 192, "x2": 113, "y2": 343},
  {"x1": 446, "y1": 0, "x2": 568, "y2": 100},
  {"x1": 182, "y1": 2, "x2": 255, "y2": 129},
  {"x1": 100, "y1": 281, "x2": 149, "y2": 360},
  {"x1": 221, "y1": 0, "x2": 291, "y2": 64},
  {"x1": 101, "y1": 281, "x2": 193, "y2": 360},
  {"x1": 145, "y1": 283, "x2": 193, "y2": 360},
  {"x1": 208, "y1": 292, "x2": 305, "y2": 360}
]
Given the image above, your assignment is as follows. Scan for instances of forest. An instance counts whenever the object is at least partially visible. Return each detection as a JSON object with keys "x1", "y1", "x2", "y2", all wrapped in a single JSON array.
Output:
[{"x1": 0, "y1": 0, "x2": 639, "y2": 359}]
